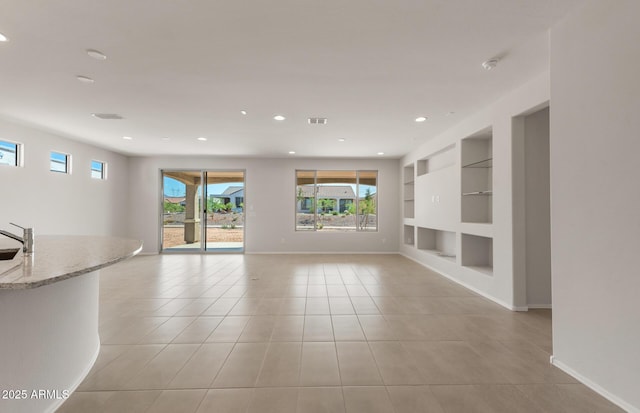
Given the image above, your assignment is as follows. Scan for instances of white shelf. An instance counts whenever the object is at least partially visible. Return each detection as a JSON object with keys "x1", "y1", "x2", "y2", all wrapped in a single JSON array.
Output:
[
  {"x1": 464, "y1": 265, "x2": 493, "y2": 276},
  {"x1": 403, "y1": 164, "x2": 415, "y2": 218},
  {"x1": 462, "y1": 158, "x2": 492, "y2": 168},
  {"x1": 404, "y1": 200, "x2": 415, "y2": 219},
  {"x1": 461, "y1": 131, "x2": 492, "y2": 224},
  {"x1": 461, "y1": 233, "x2": 493, "y2": 276},
  {"x1": 404, "y1": 225, "x2": 415, "y2": 246},
  {"x1": 417, "y1": 227, "x2": 456, "y2": 261},
  {"x1": 459, "y1": 222, "x2": 493, "y2": 238},
  {"x1": 422, "y1": 249, "x2": 456, "y2": 263},
  {"x1": 462, "y1": 191, "x2": 492, "y2": 196}
]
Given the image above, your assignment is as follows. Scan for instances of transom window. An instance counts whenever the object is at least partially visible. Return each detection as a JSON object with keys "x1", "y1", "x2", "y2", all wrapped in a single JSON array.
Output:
[
  {"x1": 91, "y1": 160, "x2": 106, "y2": 179},
  {"x1": 50, "y1": 151, "x2": 70, "y2": 173},
  {"x1": 0, "y1": 140, "x2": 21, "y2": 167},
  {"x1": 296, "y1": 170, "x2": 378, "y2": 232}
]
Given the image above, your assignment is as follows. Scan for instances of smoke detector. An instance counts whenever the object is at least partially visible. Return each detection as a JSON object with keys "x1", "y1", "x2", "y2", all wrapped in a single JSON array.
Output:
[{"x1": 482, "y1": 59, "x2": 499, "y2": 70}]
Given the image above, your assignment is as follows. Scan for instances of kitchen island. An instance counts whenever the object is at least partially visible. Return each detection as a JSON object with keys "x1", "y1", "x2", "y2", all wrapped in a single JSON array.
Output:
[{"x1": 0, "y1": 235, "x2": 142, "y2": 413}]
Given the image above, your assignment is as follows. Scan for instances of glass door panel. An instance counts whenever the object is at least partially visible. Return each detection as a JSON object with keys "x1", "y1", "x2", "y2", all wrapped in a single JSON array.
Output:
[
  {"x1": 204, "y1": 170, "x2": 245, "y2": 252},
  {"x1": 162, "y1": 171, "x2": 203, "y2": 251}
]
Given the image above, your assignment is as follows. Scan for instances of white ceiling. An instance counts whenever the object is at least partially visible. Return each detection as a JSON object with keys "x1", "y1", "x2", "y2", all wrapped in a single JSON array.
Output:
[{"x1": 0, "y1": 0, "x2": 581, "y2": 158}]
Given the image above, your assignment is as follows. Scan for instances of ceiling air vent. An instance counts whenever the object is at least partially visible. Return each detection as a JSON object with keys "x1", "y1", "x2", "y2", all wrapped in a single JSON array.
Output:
[
  {"x1": 91, "y1": 113, "x2": 124, "y2": 120},
  {"x1": 308, "y1": 117, "x2": 327, "y2": 125}
]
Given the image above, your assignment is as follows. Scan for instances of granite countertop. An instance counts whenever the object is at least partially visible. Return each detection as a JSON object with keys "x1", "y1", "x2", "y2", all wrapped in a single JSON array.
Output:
[{"x1": 0, "y1": 235, "x2": 143, "y2": 290}]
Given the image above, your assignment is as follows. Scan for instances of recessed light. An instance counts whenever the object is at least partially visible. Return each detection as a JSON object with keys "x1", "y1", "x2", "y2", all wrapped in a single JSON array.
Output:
[
  {"x1": 446, "y1": 111, "x2": 455, "y2": 116},
  {"x1": 377, "y1": 152, "x2": 385, "y2": 156},
  {"x1": 338, "y1": 138, "x2": 346, "y2": 142},
  {"x1": 86, "y1": 49, "x2": 107, "y2": 60},
  {"x1": 273, "y1": 115, "x2": 286, "y2": 121},
  {"x1": 240, "y1": 110, "x2": 248, "y2": 115},
  {"x1": 415, "y1": 116, "x2": 427, "y2": 122},
  {"x1": 0, "y1": 32, "x2": 8, "y2": 42},
  {"x1": 288, "y1": 151, "x2": 296, "y2": 155},
  {"x1": 161, "y1": 137, "x2": 170, "y2": 141},
  {"x1": 122, "y1": 136, "x2": 133, "y2": 140},
  {"x1": 197, "y1": 137, "x2": 207, "y2": 141},
  {"x1": 76, "y1": 75, "x2": 95, "y2": 84}
]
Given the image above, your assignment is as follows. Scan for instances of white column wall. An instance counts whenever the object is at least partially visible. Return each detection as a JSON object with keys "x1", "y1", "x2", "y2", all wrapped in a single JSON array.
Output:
[
  {"x1": 127, "y1": 157, "x2": 400, "y2": 254},
  {"x1": 550, "y1": 1, "x2": 640, "y2": 411}
]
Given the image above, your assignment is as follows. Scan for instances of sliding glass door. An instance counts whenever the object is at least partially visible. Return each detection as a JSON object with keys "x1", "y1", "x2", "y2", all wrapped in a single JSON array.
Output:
[{"x1": 161, "y1": 170, "x2": 245, "y2": 252}]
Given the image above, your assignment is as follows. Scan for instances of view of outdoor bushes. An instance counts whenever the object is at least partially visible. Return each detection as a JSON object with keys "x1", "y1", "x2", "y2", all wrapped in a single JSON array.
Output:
[{"x1": 296, "y1": 170, "x2": 378, "y2": 232}]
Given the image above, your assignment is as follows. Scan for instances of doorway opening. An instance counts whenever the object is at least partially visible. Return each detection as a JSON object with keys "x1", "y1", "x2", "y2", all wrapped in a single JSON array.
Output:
[
  {"x1": 513, "y1": 105, "x2": 551, "y2": 309},
  {"x1": 161, "y1": 170, "x2": 245, "y2": 253}
]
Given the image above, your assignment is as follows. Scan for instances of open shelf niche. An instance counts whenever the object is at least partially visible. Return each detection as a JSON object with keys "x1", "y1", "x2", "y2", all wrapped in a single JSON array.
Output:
[
  {"x1": 461, "y1": 128, "x2": 493, "y2": 223},
  {"x1": 417, "y1": 144, "x2": 456, "y2": 176},
  {"x1": 461, "y1": 233, "x2": 493, "y2": 275},
  {"x1": 403, "y1": 163, "x2": 415, "y2": 218},
  {"x1": 404, "y1": 225, "x2": 415, "y2": 246},
  {"x1": 417, "y1": 227, "x2": 456, "y2": 262}
]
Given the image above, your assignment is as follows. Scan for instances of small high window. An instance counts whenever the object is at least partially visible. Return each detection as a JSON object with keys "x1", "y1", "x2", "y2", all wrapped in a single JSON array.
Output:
[
  {"x1": 50, "y1": 151, "x2": 70, "y2": 173},
  {"x1": 0, "y1": 139, "x2": 21, "y2": 167},
  {"x1": 91, "y1": 160, "x2": 106, "y2": 180}
]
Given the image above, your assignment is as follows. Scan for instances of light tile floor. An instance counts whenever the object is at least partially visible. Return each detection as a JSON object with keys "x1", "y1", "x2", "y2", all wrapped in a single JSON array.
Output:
[{"x1": 57, "y1": 254, "x2": 624, "y2": 413}]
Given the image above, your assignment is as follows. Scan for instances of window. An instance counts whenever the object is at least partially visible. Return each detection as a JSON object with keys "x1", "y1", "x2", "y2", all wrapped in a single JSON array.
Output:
[
  {"x1": 0, "y1": 139, "x2": 21, "y2": 167},
  {"x1": 50, "y1": 151, "x2": 70, "y2": 173},
  {"x1": 296, "y1": 170, "x2": 378, "y2": 232},
  {"x1": 91, "y1": 160, "x2": 106, "y2": 179}
]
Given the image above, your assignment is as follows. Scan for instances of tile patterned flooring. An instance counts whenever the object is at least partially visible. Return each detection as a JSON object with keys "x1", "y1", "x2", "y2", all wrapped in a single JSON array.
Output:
[{"x1": 58, "y1": 254, "x2": 624, "y2": 412}]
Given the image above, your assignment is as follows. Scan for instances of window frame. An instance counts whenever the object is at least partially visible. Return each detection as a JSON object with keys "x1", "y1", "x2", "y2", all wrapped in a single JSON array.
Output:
[
  {"x1": 91, "y1": 160, "x2": 107, "y2": 180},
  {"x1": 295, "y1": 169, "x2": 378, "y2": 232},
  {"x1": 0, "y1": 139, "x2": 23, "y2": 167},
  {"x1": 50, "y1": 151, "x2": 71, "y2": 174}
]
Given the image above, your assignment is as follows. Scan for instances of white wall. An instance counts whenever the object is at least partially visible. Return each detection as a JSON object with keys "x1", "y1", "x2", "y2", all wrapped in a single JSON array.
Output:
[
  {"x1": 127, "y1": 156, "x2": 400, "y2": 254},
  {"x1": 400, "y1": 72, "x2": 550, "y2": 310},
  {"x1": 0, "y1": 117, "x2": 129, "y2": 240},
  {"x1": 550, "y1": 1, "x2": 640, "y2": 411}
]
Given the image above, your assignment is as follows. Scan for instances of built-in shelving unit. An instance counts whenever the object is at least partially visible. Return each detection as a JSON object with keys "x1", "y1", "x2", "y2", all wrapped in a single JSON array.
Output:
[
  {"x1": 403, "y1": 164, "x2": 415, "y2": 218},
  {"x1": 417, "y1": 144, "x2": 456, "y2": 177},
  {"x1": 402, "y1": 128, "x2": 495, "y2": 282},
  {"x1": 404, "y1": 225, "x2": 415, "y2": 246},
  {"x1": 461, "y1": 233, "x2": 493, "y2": 275},
  {"x1": 461, "y1": 130, "x2": 493, "y2": 223},
  {"x1": 417, "y1": 227, "x2": 456, "y2": 263}
]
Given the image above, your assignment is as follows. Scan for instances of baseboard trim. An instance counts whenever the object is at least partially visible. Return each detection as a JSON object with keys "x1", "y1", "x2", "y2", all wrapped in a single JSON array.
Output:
[
  {"x1": 550, "y1": 355, "x2": 638, "y2": 413},
  {"x1": 527, "y1": 303, "x2": 552, "y2": 309},
  {"x1": 400, "y1": 253, "x2": 522, "y2": 312}
]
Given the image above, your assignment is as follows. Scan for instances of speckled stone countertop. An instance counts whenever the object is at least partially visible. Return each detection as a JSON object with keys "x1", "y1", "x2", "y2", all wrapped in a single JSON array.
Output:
[{"x1": 0, "y1": 235, "x2": 143, "y2": 289}]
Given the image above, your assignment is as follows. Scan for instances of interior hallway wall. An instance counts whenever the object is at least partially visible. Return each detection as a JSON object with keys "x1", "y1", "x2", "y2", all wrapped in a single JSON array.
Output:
[{"x1": 550, "y1": 0, "x2": 640, "y2": 410}]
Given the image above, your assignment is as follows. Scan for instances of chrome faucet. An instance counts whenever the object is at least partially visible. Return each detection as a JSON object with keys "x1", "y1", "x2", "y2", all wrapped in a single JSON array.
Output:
[{"x1": 0, "y1": 223, "x2": 34, "y2": 254}]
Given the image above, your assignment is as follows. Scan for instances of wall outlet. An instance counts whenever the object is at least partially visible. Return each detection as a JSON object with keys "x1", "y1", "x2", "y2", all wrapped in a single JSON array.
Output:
[{"x1": 280, "y1": 238, "x2": 285, "y2": 244}]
